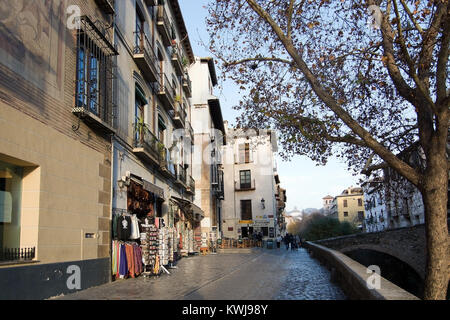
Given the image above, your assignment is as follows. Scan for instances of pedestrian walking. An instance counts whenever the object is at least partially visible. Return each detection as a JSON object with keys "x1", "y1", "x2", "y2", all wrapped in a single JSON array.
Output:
[
  {"x1": 276, "y1": 235, "x2": 282, "y2": 248},
  {"x1": 284, "y1": 233, "x2": 291, "y2": 250}
]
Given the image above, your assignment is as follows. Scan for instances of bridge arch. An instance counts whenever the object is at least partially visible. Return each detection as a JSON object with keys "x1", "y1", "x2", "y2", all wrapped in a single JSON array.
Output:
[{"x1": 341, "y1": 246, "x2": 424, "y2": 298}]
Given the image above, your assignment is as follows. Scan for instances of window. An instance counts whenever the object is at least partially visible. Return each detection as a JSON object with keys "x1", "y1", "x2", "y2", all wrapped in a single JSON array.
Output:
[
  {"x1": 76, "y1": 39, "x2": 104, "y2": 116},
  {"x1": 358, "y1": 198, "x2": 363, "y2": 206},
  {"x1": 0, "y1": 161, "x2": 23, "y2": 254},
  {"x1": 240, "y1": 200, "x2": 252, "y2": 220},
  {"x1": 158, "y1": 115, "x2": 166, "y2": 144},
  {"x1": 343, "y1": 211, "x2": 349, "y2": 217},
  {"x1": 239, "y1": 170, "x2": 251, "y2": 189},
  {"x1": 343, "y1": 199, "x2": 348, "y2": 207},
  {"x1": 358, "y1": 211, "x2": 364, "y2": 221},
  {"x1": 238, "y1": 143, "x2": 250, "y2": 163},
  {"x1": 135, "y1": 10, "x2": 145, "y2": 50}
]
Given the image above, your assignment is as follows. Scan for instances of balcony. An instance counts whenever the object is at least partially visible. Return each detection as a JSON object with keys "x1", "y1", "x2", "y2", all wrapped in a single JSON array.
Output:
[
  {"x1": 175, "y1": 164, "x2": 187, "y2": 187},
  {"x1": 182, "y1": 73, "x2": 192, "y2": 98},
  {"x1": 132, "y1": 123, "x2": 160, "y2": 166},
  {"x1": 186, "y1": 121, "x2": 194, "y2": 143},
  {"x1": 156, "y1": 5, "x2": 173, "y2": 47},
  {"x1": 171, "y1": 45, "x2": 184, "y2": 76},
  {"x1": 159, "y1": 147, "x2": 176, "y2": 179},
  {"x1": 172, "y1": 103, "x2": 186, "y2": 128},
  {"x1": 133, "y1": 32, "x2": 159, "y2": 82},
  {"x1": 95, "y1": 0, "x2": 115, "y2": 14},
  {"x1": 156, "y1": 73, "x2": 175, "y2": 112},
  {"x1": 186, "y1": 175, "x2": 195, "y2": 195},
  {"x1": 235, "y1": 179, "x2": 256, "y2": 191}
]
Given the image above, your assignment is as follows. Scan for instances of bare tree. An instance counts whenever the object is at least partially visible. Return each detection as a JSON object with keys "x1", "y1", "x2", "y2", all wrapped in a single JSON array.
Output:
[{"x1": 206, "y1": 0, "x2": 449, "y2": 299}]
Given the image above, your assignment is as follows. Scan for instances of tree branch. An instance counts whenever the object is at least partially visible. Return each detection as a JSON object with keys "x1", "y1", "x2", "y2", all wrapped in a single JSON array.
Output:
[
  {"x1": 223, "y1": 56, "x2": 294, "y2": 68},
  {"x1": 436, "y1": 11, "x2": 449, "y2": 106},
  {"x1": 392, "y1": 0, "x2": 437, "y2": 113},
  {"x1": 246, "y1": 0, "x2": 422, "y2": 187},
  {"x1": 417, "y1": 1, "x2": 447, "y2": 94},
  {"x1": 286, "y1": 0, "x2": 296, "y2": 40},
  {"x1": 399, "y1": 0, "x2": 424, "y2": 36}
]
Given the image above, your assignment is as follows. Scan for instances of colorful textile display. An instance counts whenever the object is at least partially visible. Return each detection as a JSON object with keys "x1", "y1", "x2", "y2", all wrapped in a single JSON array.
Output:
[{"x1": 112, "y1": 240, "x2": 143, "y2": 279}]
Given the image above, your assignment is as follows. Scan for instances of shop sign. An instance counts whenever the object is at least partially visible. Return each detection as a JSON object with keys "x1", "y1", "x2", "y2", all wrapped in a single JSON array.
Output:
[
  {"x1": 239, "y1": 220, "x2": 253, "y2": 224},
  {"x1": 253, "y1": 220, "x2": 270, "y2": 227}
]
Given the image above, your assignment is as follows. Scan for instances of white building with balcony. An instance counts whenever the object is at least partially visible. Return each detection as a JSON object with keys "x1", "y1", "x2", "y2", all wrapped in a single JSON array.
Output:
[{"x1": 221, "y1": 124, "x2": 279, "y2": 240}]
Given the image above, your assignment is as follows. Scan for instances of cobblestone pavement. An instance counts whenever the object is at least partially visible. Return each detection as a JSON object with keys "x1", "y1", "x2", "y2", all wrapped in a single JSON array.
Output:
[{"x1": 54, "y1": 247, "x2": 346, "y2": 300}]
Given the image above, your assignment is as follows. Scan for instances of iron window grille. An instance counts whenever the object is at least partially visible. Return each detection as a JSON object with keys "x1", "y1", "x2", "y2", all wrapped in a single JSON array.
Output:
[{"x1": 73, "y1": 16, "x2": 118, "y2": 131}]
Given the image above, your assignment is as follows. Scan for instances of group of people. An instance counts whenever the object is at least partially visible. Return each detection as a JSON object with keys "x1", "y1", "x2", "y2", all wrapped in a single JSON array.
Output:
[
  {"x1": 252, "y1": 231, "x2": 264, "y2": 247},
  {"x1": 278, "y1": 233, "x2": 302, "y2": 251}
]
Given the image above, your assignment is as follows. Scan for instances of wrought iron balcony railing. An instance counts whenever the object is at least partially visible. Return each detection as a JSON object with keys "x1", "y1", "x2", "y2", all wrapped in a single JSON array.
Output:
[
  {"x1": 235, "y1": 179, "x2": 256, "y2": 191},
  {"x1": 133, "y1": 31, "x2": 159, "y2": 82},
  {"x1": 175, "y1": 164, "x2": 187, "y2": 186},
  {"x1": 132, "y1": 123, "x2": 160, "y2": 165},
  {"x1": 159, "y1": 146, "x2": 176, "y2": 178},
  {"x1": 172, "y1": 103, "x2": 186, "y2": 128},
  {"x1": 95, "y1": 0, "x2": 115, "y2": 14},
  {"x1": 171, "y1": 45, "x2": 184, "y2": 76},
  {"x1": 186, "y1": 175, "x2": 195, "y2": 194},
  {"x1": 182, "y1": 72, "x2": 192, "y2": 97},
  {"x1": 156, "y1": 5, "x2": 173, "y2": 47},
  {"x1": 156, "y1": 73, "x2": 175, "y2": 111}
]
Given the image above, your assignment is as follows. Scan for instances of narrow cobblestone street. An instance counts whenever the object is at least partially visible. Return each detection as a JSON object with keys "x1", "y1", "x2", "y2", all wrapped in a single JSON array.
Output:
[{"x1": 54, "y1": 248, "x2": 346, "y2": 300}]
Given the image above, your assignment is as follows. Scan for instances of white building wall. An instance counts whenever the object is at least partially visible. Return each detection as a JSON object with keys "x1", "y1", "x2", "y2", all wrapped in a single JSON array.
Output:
[{"x1": 221, "y1": 128, "x2": 278, "y2": 240}]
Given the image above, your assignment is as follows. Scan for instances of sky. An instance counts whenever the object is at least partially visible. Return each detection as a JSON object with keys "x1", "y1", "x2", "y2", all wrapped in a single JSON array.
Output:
[{"x1": 179, "y1": 0, "x2": 362, "y2": 211}]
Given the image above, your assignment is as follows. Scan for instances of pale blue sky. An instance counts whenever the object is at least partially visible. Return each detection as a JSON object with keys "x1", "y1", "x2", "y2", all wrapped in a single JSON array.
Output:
[{"x1": 179, "y1": 0, "x2": 362, "y2": 210}]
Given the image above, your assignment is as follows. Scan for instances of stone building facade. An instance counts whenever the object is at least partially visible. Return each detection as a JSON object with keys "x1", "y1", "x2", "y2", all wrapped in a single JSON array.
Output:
[
  {"x1": 0, "y1": 0, "x2": 116, "y2": 299},
  {"x1": 330, "y1": 187, "x2": 365, "y2": 229},
  {"x1": 189, "y1": 57, "x2": 226, "y2": 241},
  {"x1": 111, "y1": 0, "x2": 203, "y2": 258}
]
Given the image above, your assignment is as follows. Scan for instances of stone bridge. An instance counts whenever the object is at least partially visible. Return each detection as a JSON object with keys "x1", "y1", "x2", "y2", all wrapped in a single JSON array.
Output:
[{"x1": 314, "y1": 220, "x2": 450, "y2": 298}]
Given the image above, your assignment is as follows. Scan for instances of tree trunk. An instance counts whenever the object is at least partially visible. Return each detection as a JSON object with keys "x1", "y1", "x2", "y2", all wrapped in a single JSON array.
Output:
[{"x1": 422, "y1": 141, "x2": 449, "y2": 300}]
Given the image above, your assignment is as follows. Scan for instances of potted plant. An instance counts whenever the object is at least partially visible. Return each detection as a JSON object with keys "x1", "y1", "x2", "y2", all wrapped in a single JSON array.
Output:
[
  {"x1": 135, "y1": 117, "x2": 146, "y2": 144},
  {"x1": 182, "y1": 56, "x2": 188, "y2": 68}
]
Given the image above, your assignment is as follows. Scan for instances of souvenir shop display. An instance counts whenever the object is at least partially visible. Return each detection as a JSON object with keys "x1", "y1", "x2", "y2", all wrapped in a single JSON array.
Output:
[
  {"x1": 201, "y1": 232, "x2": 208, "y2": 249},
  {"x1": 188, "y1": 229, "x2": 194, "y2": 253},
  {"x1": 158, "y1": 227, "x2": 169, "y2": 266},
  {"x1": 111, "y1": 179, "x2": 167, "y2": 279},
  {"x1": 140, "y1": 218, "x2": 159, "y2": 276},
  {"x1": 111, "y1": 240, "x2": 143, "y2": 279},
  {"x1": 168, "y1": 228, "x2": 175, "y2": 264}
]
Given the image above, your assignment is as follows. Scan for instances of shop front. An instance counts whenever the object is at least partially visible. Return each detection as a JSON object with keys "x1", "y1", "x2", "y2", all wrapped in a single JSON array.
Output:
[
  {"x1": 171, "y1": 196, "x2": 204, "y2": 257},
  {"x1": 111, "y1": 174, "x2": 178, "y2": 279}
]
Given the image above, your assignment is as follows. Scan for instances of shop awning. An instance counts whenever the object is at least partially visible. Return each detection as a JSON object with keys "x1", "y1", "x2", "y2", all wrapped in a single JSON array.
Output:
[
  {"x1": 171, "y1": 196, "x2": 205, "y2": 221},
  {"x1": 130, "y1": 173, "x2": 165, "y2": 200}
]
